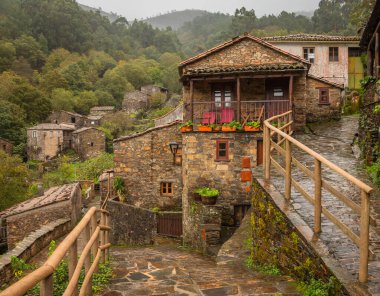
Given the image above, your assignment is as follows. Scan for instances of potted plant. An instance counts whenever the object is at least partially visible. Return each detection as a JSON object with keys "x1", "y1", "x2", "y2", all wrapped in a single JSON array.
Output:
[
  {"x1": 210, "y1": 124, "x2": 221, "y2": 132},
  {"x1": 222, "y1": 121, "x2": 242, "y2": 132},
  {"x1": 197, "y1": 123, "x2": 212, "y2": 132},
  {"x1": 197, "y1": 187, "x2": 219, "y2": 205},
  {"x1": 114, "y1": 176, "x2": 126, "y2": 202},
  {"x1": 193, "y1": 188, "x2": 203, "y2": 202},
  {"x1": 179, "y1": 120, "x2": 193, "y2": 132},
  {"x1": 244, "y1": 121, "x2": 261, "y2": 132}
]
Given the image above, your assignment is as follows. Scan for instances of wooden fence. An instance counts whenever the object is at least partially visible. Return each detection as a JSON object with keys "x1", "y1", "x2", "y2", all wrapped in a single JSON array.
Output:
[
  {"x1": 157, "y1": 212, "x2": 182, "y2": 237},
  {"x1": 263, "y1": 110, "x2": 373, "y2": 283},
  {"x1": 0, "y1": 207, "x2": 110, "y2": 296}
]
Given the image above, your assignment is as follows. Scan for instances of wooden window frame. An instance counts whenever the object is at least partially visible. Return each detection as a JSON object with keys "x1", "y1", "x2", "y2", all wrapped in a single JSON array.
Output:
[
  {"x1": 329, "y1": 47, "x2": 339, "y2": 62},
  {"x1": 212, "y1": 83, "x2": 234, "y2": 109},
  {"x1": 318, "y1": 88, "x2": 330, "y2": 105},
  {"x1": 160, "y1": 182, "x2": 174, "y2": 196},
  {"x1": 216, "y1": 139, "x2": 229, "y2": 161},
  {"x1": 303, "y1": 47, "x2": 315, "y2": 63}
]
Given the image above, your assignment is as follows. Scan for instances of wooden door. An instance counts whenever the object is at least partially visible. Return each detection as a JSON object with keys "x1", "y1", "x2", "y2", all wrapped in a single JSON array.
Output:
[
  {"x1": 265, "y1": 78, "x2": 289, "y2": 118},
  {"x1": 157, "y1": 212, "x2": 182, "y2": 237},
  {"x1": 257, "y1": 139, "x2": 263, "y2": 165}
]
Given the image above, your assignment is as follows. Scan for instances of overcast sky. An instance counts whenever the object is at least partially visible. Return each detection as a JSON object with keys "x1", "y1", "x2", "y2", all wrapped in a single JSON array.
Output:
[{"x1": 77, "y1": 0, "x2": 320, "y2": 20}]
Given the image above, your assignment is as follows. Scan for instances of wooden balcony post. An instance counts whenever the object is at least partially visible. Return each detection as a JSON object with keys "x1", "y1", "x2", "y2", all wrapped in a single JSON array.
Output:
[
  {"x1": 375, "y1": 32, "x2": 379, "y2": 79},
  {"x1": 285, "y1": 139, "x2": 292, "y2": 200},
  {"x1": 40, "y1": 274, "x2": 53, "y2": 296},
  {"x1": 289, "y1": 76, "x2": 293, "y2": 105},
  {"x1": 314, "y1": 159, "x2": 322, "y2": 234},
  {"x1": 368, "y1": 48, "x2": 373, "y2": 76},
  {"x1": 237, "y1": 77, "x2": 241, "y2": 122},
  {"x1": 359, "y1": 189, "x2": 370, "y2": 283},
  {"x1": 190, "y1": 80, "x2": 194, "y2": 122},
  {"x1": 84, "y1": 223, "x2": 92, "y2": 296},
  {"x1": 264, "y1": 125, "x2": 271, "y2": 180}
]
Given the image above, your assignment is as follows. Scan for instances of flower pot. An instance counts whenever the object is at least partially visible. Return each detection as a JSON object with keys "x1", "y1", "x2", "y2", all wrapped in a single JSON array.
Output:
[
  {"x1": 193, "y1": 192, "x2": 202, "y2": 202},
  {"x1": 222, "y1": 126, "x2": 236, "y2": 132},
  {"x1": 180, "y1": 126, "x2": 193, "y2": 132},
  {"x1": 213, "y1": 126, "x2": 221, "y2": 132},
  {"x1": 198, "y1": 126, "x2": 212, "y2": 132},
  {"x1": 201, "y1": 195, "x2": 218, "y2": 205},
  {"x1": 244, "y1": 126, "x2": 261, "y2": 132}
]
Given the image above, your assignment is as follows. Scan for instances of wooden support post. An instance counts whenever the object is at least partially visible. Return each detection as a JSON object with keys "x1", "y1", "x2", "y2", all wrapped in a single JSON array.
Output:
[
  {"x1": 40, "y1": 274, "x2": 53, "y2": 296},
  {"x1": 375, "y1": 33, "x2": 379, "y2": 79},
  {"x1": 68, "y1": 239, "x2": 78, "y2": 281},
  {"x1": 237, "y1": 77, "x2": 241, "y2": 123},
  {"x1": 264, "y1": 125, "x2": 271, "y2": 180},
  {"x1": 314, "y1": 159, "x2": 322, "y2": 234},
  {"x1": 91, "y1": 214, "x2": 99, "y2": 273},
  {"x1": 285, "y1": 139, "x2": 292, "y2": 200},
  {"x1": 359, "y1": 190, "x2": 370, "y2": 283},
  {"x1": 190, "y1": 80, "x2": 194, "y2": 122},
  {"x1": 105, "y1": 214, "x2": 110, "y2": 261},
  {"x1": 289, "y1": 76, "x2": 293, "y2": 105},
  {"x1": 368, "y1": 48, "x2": 373, "y2": 76},
  {"x1": 84, "y1": 223, "x2": 92, "y2": 296},
  {"x1": 100, "y1": 212, "x2": 106, "y2": 264}
]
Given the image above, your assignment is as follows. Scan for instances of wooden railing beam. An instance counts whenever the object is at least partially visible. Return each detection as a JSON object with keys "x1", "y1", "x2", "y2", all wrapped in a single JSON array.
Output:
[{"x1": 314, "y1": 159, "x2": 322, "y2": 234}]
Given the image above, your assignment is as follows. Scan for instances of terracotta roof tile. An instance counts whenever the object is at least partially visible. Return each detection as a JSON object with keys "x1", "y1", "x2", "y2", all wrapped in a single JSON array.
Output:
[
  {"x1": 307, "y1": 74, "x2": 344, "y2": 89},
  {"x1": 28, "y1": 123, "x2": 76, "y2": 131},
  {"x1": 90, "y1": 106, "x2": 115, "y2": 111},
  {"x1": 263, "y1": 34, "x2": 360, "y2": 43}
]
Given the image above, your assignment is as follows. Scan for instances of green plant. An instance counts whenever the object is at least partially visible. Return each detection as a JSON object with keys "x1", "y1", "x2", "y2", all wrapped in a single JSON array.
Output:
[
  {"x1": 151, "y1": 207, "x2": 160, "y2": 212},
  {"x1": 114, "y1": 176, "x2": 125, "y2": 202},
  {"x1": 297, "y1": 277, "x2": 339, "y2": 296},
  {"x1": 197, "y1": 123, "x2": 211, "y2": 127},
  {"x1": 245, "y1": 121, "x2": 261, "y2": 128},
  {"x1": 11, "y1": 256, "x2": 34, "y2": 279},
  {"x1": 223, "y1": 120, "x2": 242, "y2": 129},
  {"x1": 360, "y1": 75, "x2": 376, "y2": 88},
  {"x1": 195, "y1": 187, "x2": 219, "y2": 197},
  {"x1": 179, "y1": 120, "x2": 193, "y2": 128},
  {"x1": 374, "y1": 105, "x2": 380, "y2": 114}
]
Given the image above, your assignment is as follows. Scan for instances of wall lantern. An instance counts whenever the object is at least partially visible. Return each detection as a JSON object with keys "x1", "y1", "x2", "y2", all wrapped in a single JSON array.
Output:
[{"x1": 169, "y1": 141, "x2": 182, "y2": 165}]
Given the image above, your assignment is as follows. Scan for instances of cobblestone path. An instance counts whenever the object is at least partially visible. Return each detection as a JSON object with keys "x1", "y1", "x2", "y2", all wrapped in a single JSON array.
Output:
[
  {"x1": 269, "y1": 116, "x2": 380, "y2": 295},
  {"x1": 102, "y1": 244, "x2": 300, "y2": 296}
]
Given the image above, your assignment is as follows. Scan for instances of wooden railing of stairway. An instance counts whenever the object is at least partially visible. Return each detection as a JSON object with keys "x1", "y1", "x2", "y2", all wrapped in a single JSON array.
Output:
[
  {"x1": 263, "y1": 111, "x2": 373, "y2": 283},
  {"x1": 0, "y1": 173, "x2": 114, "y2": 296}
]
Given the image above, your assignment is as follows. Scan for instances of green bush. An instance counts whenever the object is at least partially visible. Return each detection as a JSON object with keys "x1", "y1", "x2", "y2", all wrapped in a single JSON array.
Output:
[{"x1": 195, "y1": 187, "x2": 219, "y2": 197}]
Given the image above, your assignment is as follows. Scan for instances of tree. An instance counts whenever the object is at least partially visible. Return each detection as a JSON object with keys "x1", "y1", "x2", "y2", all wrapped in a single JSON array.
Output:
[
  {"x1": 0, "y1": 100, "x2": 26, "y2": 145},
  {"x1": 74, "y1": 91, "x2": 98, "y2": 115},
  {"x1": 312, "y1": 0, "x2": 347, "y2": 33},
  {"x1": 50, "y1": 88, "x2": 76, "y2": 112},
  {"x1": 230, "y1": 7, "x2": 257, "y2": 35},
  {"x1": 0, "y1": 151, "x2": 31, "y2": 211},
  {"x1": 13, "y1": 34, "x2": 46, "y2": 69},
  {"x1": 0, "y1": 41, "x2": 16, "y2": 72}
]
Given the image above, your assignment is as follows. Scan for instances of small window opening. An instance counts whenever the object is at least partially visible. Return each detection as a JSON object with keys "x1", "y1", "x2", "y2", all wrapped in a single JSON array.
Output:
[
  {"x1": 71, "y1": 117, "x2": 76, "y2": 123},
  {"x1": 161, "y1": 182, "x2": 173, "y2": 196},
  {"x1": 216, "y1": 140, "x2": 229, "y2": 161},
  {"x1": 319, "y1": 88, "x2": 330, "y2": 104},
  {"x1": 329, "y1": 47, "x2": 339, "y2": 62},
  {"x1": 303, "y1": 47, "x2": 315, "y2": 63},
  {"x1": 273, "y1": 88, "x2": 284, "y2": 97}
]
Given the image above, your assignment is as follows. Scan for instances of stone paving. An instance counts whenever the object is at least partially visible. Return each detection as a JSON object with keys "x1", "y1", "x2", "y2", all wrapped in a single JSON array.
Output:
[
  {"x1": 268, "y1": 116, "x2": 380, "y2": 295},
  {"x1": 102, "y1": 242, "x2": 300, "y2": 296}
]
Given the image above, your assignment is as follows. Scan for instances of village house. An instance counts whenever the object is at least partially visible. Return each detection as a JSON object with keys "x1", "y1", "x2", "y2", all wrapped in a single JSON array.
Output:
[
  {"x1": 48, "y1": 110, "x2": 86, "y2": 128},
  {"x1": 0, "y1": 138, "x2": 13, "y2": 155},
  {"x1": 27, "y1": 123, "x2": 75, "y2": 161},
  {"x1": 89, "y1": 106, "x2": 115, "y2": 116},
  {"x1": 114, "y1": 33, "x2": 344, "y2": 249},
  {"x1": 263, "y1": 34, "x2": 364, "y2": 89},
  {"x1": 122, "y1": 85, "x2": 169, "y2": 113},
  {"x1": 85, "y1": 115, "x2": 103, "y2": 127},
  {"x1": 71, "y1": 127, "x2": 106, "y2": 160}
]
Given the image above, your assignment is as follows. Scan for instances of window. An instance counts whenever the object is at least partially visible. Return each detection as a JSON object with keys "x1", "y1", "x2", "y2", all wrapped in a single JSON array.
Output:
[
  {"x1": 329, "y1": 47, "x2": 339, "y2": 62},
  {"x1": 216, "y1": 139, "x2": 229, "y2": 161},
  {"x1": 160, "y1": 182, "x2": 173, "y2": 196},
  {"x1": 71, "y1": 117, "x2": 76, "y2": 124},
  {"x1": 303, "y1": 47, "x2": 315, "y2": 63},
  {"x1": 32, "y1": 131, "x2": 37, "y2": 138},
  {"x1": 319, "y1": 88, "x2": 330, "y2": 104},
  {"x1": 91, "y1": 121, "x2": 95, "y2": 125},
  {"x1": 212, "y1": 84, "x2": 233, "y2": 108},
  {"x1": 273, "y1": 88, "x2": 284, "y2": 97},
  {"x1": 90, "y1": 142, "x2": 94, "y2": 147}
]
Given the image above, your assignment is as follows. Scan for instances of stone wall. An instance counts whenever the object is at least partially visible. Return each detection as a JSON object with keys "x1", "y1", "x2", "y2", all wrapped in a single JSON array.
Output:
[
  {"x1": 0, "y1": 138, "x2": 13, "y2": 155},
  {"x1": 305, "y1": 76, "x2": 342, "y2": 123},
  {"x1": 5, "y1": 184, "x2": 81, "y2": 249},
  {"x1": 122, "y1": 91, "x2": 149, "y2": 113},
  {"x1": 154, "y1": 104, "x2": 184, "y2": 127},
  {"x1": 182, "y1": 132, "x2": 260, "y2": 246},
  {"x1": 72, "y1": 128, "x2": 106, "y2": 160},
  {"x1": 107, "y1": 200, "x2": 157, "y2": 245},
  {"x1": 114, "y1": 122, "x2": 182, "y2": 210},
  {"x1": 48, "y1": 111, "x2": 85, "y2": 128}
]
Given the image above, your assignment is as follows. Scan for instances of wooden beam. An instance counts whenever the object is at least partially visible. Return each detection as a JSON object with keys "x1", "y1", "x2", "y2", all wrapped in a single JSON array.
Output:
[
  {"x1": 367, "y1": 48, "x2": 373, "y2": 76},
  {"x1": 190, "y1": 80, "x2": 194, "y2": 122},
  {"x1": 289, "y1": 76, "x2": 294, "y2": 105},
  {"x1": 237, "y1": 77, "x2": 241, "y2": 122},
  {"x1": 188, "y1": 73, "x2": 303, "y2": 81},
  {"x1": 375, "y1": 32, "x2": 379, "y2": 79}
]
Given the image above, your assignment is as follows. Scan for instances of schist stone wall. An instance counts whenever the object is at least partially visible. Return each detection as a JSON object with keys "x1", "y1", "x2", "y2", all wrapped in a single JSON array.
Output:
[
  {"x1": 113, "y1": 122, "x2": 182, "y2": 210},
  {"x1": 306, "y1": 77, "x2": 342, "y2": 122},
  {"x1": 107, "y1": 200, "x2": 157, "y2": 245},
  {"x1": 181, "y1": 132, "x2": 260, "y2": 247},
  {"x1": 72, "y1": 128, "x2": 106, "y2": 160}
]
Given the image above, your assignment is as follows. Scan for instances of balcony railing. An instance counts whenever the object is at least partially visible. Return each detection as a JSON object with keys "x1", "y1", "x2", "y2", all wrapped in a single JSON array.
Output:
[{"x1": 192, "y1": 100, "x2": 290, "y2": 125}]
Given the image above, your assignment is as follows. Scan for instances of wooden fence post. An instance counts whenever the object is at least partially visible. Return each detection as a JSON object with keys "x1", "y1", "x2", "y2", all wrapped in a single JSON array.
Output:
[
  {"x1": 359, "y1": 190, "x2": 370, "y2": 283},
  {"x1": 285, "y1": 139, "x2": 292, "y2": 200},
  {"x1": 68, "y1": 239, "x2": 78, "y2": 282},
  {"x1": 84, "y1": 223, "x2": 92, "y2": 296},
  {"x1": 100, "y1": 212, "x2": 106, "y2": 264},
  {"x1": 40, "y1": 274, "x2": 53, "y2": 296},
  {"x1": 264, "y1": 125, "x2": 271, "y2": 180},
  {"x1": 105, "y1": 214, "x2": 110, "y2": 261},
  {"x1": 91, "y1": 214, "x2": 99, "y2": 273},
  {"x1": 314, "y1": 159, "x2": 322, "y2": 234}
]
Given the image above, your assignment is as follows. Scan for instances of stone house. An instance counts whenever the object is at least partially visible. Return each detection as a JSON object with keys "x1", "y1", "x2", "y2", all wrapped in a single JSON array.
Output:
[
  {"x1": 48, "y1": 110, "x2": 86, "y2": 128},
  {"x1": 141, "y1": 85, "x2": 169, "y2": 98},
  {"x1": 0, "y1": 138, "x2": 13, "y2": 155},
  {"x1": 263, "y1": 34, "x2": 364, "y2": 89},
  {"x1": 122, "y1": 85, "x2": 169, "y2": 113},
  {"x1": 72, "y1": 127, "x2": 106, "y2": 160},
  {"x1": 89, "y1": 106, "x2": 115, "y2": 116},
  {"x1": 85, "y1": 115, "x2": 103, "y2": 127},
  {"x1": 27, "y1": 123, "x2": 75, "y2": 161}
]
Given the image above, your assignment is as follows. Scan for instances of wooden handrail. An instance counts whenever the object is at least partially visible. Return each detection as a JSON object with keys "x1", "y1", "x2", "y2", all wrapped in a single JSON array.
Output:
[
  {"x1": 263, "y1": 110, "x2": 373, "y2": 283},
  {"x1": 0, "y1": 207, "x2": 111, "y2": 296}
]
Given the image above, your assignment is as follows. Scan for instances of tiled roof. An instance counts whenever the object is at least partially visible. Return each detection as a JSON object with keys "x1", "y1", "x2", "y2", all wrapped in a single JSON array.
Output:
[
  {"x1": 307, "y1": 74, "x2": 344, "y2": 89},
  {"x1": 0, "y1": 183, "x2": 79, "y2": 218},
  {"x1": 60, "y1": 110, "x2": 84, "y2": 118},
  {"x1": 28, "y1": 123, "x2": 76, "y2": 131},
  {"x1": 263, "y1": 34, "x2": 360, "y2": 43},
  {"x1": 179, "y1": 33, "x2": 310, "y2": 71},
  {"x1": 90, "y1": 106, "x2": 115, "y2": 111},
  {"x1": 87, "y1": 115, "x2": 103, "y2": 120},
  {"x1": 73, "y1": 127, "x2": 100, "y2": 134},
  {"x1": 183, "y1": 63, "x2": 308, "y2": 76}
]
